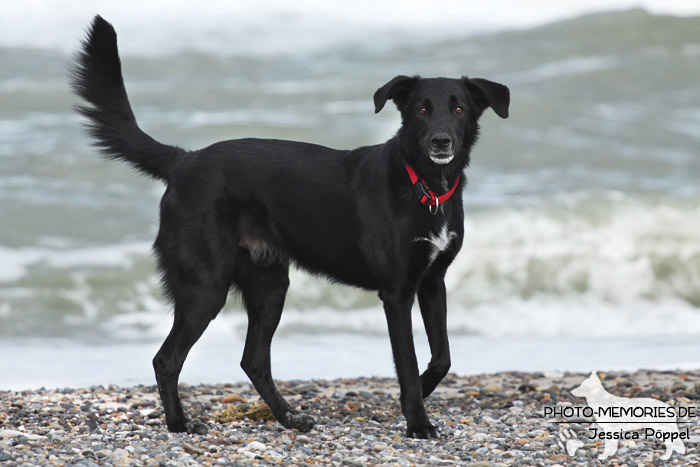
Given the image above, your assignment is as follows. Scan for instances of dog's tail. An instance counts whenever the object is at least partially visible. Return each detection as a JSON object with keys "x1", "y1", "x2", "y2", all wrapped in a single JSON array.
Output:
[{"x1": 71, "y1": 16, "x2": 182, "y2": 182}]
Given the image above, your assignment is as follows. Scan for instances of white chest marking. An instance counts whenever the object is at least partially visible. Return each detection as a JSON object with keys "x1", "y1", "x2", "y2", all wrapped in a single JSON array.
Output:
[{"x1": 414, "y1": 224, "x2": 457, "y2": 264}]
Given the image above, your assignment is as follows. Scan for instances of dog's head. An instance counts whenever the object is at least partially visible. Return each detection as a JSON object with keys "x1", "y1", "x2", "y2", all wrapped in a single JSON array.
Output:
[
  {"x1": 571, "y1": 371, "x2": 604, "y2": 398},
  {"x1": 374, "y1": 75, "x2": 509, "y2": 172}
]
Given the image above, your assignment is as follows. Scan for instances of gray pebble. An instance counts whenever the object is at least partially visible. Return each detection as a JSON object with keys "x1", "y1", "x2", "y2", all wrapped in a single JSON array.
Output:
[
  {"x1": 1, "y1": 371, "x2": 697, "y2": 465},
  {"x1": 372, "y1": 441, "x2": 389, "y2": 451}
]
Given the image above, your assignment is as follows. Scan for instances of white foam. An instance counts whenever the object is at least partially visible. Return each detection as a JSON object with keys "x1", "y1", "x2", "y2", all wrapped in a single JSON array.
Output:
[
  {"x1": 447, "y1": 196, "x2": 700, "y2": 307},
  {"x1": 99, "y1": 294, "x2": 700, "y2": 344},
  {"x1": 0, "y1": 241, "x2": 151, "y2": 282},
  {"x1": 446, "y1": 297, "x2": 700, "y2": 337}
]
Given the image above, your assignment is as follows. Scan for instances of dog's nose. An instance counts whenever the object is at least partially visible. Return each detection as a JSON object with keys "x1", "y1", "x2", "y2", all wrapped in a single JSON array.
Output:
[{"x1": 430, "y1": 133, "x2": 452, "y2": 150}]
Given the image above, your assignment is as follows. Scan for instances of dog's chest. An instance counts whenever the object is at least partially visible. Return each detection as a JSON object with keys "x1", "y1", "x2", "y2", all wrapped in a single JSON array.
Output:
[{"x1": 413, "y1": 222, "x2": 456, "y2": 265}]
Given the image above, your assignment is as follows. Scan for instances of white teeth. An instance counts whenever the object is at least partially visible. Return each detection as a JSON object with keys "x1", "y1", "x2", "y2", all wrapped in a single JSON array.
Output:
[{"x1": 430, "y1": 154, "x2": 454, "y2": 165}]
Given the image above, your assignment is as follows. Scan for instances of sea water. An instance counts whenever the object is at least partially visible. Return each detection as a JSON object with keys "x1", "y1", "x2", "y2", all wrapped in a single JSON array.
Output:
[{"x1": 1, "y1": 1, "x2": 699, "y2": 389}]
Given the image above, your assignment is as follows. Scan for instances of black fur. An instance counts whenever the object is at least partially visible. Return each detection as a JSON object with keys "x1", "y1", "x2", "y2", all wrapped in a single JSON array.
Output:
[{"x1": 71, "y1": 15, "x2": 510, "y2": 439}]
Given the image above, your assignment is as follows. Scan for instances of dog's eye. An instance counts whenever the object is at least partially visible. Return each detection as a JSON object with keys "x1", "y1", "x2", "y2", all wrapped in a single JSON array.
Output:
[
  {"x1": 418, "y1": 107, "x2": 428, "y2": 115},
  {"x1": 454, "y1": 106, "x2": 464, "y2": 115}
]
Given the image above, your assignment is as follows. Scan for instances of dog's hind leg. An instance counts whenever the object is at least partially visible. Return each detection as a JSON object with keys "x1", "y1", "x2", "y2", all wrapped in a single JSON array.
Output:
[
  {"x1": 417, "y1": 271, "x2": 451, "y2": 398},
  {"x1": 151, "y1": 202, "x2": 235, "y2": 434},
  {"x1": 234, "y1": 250, "x2": 315, "y2": 432},
  {"x1": 152, "y1": 282, "x2": 229, "y2": 434}
]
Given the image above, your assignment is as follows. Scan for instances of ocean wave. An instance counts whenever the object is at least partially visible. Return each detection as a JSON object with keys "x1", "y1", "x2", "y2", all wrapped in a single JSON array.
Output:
[
  {"x1": 450, "y1": 194, "x2": 700, "y2": 308},
  {"x1": 1, "y1": 193, "x2": 698, "y2": 339},
  {"x1": 102, "y1": 296, "x2": 700, "y2": 341},
  {"x1": 0, "y1": 241, "x2": 151, "y2": 282}
]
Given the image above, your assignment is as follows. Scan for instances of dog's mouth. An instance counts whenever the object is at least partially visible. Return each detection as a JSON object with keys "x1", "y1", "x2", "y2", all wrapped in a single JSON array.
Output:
[{"x1": 429, "y1": 152, "x2": 454, "y2": 165}]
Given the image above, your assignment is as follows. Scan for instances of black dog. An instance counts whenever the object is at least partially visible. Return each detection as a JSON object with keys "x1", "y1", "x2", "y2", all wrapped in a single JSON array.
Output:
[{"x1": 71, "y1": 16, "x2": 509, "y2": 439}]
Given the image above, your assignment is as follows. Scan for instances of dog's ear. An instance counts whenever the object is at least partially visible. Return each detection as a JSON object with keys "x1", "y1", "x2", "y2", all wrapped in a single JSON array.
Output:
[
  {"x1": 462, "y1": 77, "x2": 510, "y2": 119},
  {"x1": 374, "y1": 75, "x2": 420, "y2": 113}
]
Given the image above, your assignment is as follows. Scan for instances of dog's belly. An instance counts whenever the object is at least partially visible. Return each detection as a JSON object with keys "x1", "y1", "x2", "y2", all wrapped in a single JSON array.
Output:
[
  {"x1": 237, "y1": 205, "x2": 378, "y2": 289},
  {"x1": 281, "y1": 227, "x2": 378, "y2": 289}
]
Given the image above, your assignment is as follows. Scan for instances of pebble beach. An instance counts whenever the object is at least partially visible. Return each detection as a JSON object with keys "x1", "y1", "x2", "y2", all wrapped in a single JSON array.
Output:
[{"x1": 2, "y1": 370, "x2": 700, "y2": 465}]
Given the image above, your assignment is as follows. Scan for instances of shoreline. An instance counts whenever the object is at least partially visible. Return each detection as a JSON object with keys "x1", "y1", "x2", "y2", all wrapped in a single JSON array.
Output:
[
  {"x1": 2, "y1": 370, "x2": 700, "y2": 465},
  {"x1": 5, "y1": 333, "x2": 700, "y2": 392}
]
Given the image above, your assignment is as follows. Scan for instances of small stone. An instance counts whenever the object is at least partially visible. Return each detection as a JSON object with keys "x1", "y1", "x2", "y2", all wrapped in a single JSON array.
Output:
[
  {"x1": 130, "y1": 400, "x2": 155, "y2": 409},
  {"x1": 481, "y1": 384, "x2": 502, "y2": 393},
  {"x1": 372, "y1": 441, "x2": 389, "y2": 451},
  {"x1": 296, "y1": 435, "x2": 310, "y2": 444},
  {"x1": 182, "y1": 442, "x2": 205, "y2": 455},
  {"x1": 344, "y1": 401, "x2": 359, "y2": 412},
  {"x1": 351, "y1": 456, "x2": 368, "y2": 466},
  {"x1": 515, "y1": 438, "x2": 529, "y2": 445},
  {"x1": 544, "y1": 371, "x2": 563, "y2": 379},
  {"x1": 222, "y1": 394, "x2": 247, "y2": 404},
  {"x1": 292, "y1": 384, "x2": 318, "y2": 394},
  {"x1": 105, "y1": 448, "x2": 130, "y2": 463},
  {"x1": 244, "y1": 441, "x2": 266, "y2": 452}
]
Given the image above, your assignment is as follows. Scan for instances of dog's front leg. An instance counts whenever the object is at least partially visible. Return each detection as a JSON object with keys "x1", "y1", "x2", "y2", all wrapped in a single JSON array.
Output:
[
  {"x1": 381, "y1": 286, "x2": 438, "y2": 439},
  {"x1": 417, "y1": 272, "x2": 450, "y2": 398}
]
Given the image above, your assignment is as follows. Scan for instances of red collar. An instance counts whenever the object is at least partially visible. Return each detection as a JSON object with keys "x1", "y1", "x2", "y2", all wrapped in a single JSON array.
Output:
[{"x1": 404, "y1": 163, "x2": 461, "y2": 213}]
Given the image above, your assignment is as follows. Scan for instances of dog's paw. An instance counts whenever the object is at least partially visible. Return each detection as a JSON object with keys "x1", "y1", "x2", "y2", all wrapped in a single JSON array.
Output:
[
  {"x1": 282, "y1": 411, "x2": 315, "y2": 432},
  {"x1": 557, "y1": 428, "x2": 583, "y2": 456},
  {"x1": 407, "y1": 423, "x2": 439, "y2": 439},
  {"x1": 184, "y1": 419, "x2": 209, "y2": 435}
]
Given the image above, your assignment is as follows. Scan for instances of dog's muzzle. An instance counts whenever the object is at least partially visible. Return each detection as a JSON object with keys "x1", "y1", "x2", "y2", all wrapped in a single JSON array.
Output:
[
  {"x1": 429, "y1": 152, "x2": 454, "y2": 165},
  {"x1": 429, "y1": 133, "x2": 454, "y2": 164}
]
